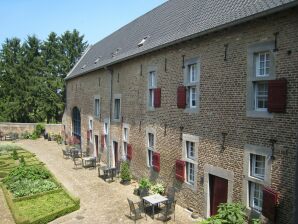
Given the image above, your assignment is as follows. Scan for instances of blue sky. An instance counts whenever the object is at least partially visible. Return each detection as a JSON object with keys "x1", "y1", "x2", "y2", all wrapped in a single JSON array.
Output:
[{"x1": 0, "y1": 0, "x2": 166, "y2": 45}]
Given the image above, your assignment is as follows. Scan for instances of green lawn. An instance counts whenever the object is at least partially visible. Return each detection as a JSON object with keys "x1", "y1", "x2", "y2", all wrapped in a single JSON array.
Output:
[{"x1": 0, "y1": 143, "x2": 79, "y2": 224}]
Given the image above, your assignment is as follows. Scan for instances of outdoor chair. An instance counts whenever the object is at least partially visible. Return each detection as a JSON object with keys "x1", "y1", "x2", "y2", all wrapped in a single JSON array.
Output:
[
  {"x1": 165, "y1": 187, "x2": 176, "y2": 202},
  {"x1": 127, "y1": 198, "x2": 147, "y2": 223},
  {"x1": 73, "y1": 157, "x2": 82, "y2": 168},
  {"x1": 62, "y1": 149, "x2": 70, "y2": 159},
  {"x1": 158, "y1": 199, "x2": 176, "y2": 222}
]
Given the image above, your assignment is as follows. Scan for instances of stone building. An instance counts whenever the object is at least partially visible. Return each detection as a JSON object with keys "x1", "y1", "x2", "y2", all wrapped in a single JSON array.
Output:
[{"x1": 63, "y1": 0, "x2": 298, "y2": 223}]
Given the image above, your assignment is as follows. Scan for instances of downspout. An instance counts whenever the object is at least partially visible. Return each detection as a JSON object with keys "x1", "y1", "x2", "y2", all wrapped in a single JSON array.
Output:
[
  {"x1": 107, "y1": 67, "x2": 113, "y2": 168},
  {"x1": 294, "y1": 124, "x2": 298, "y2": 224}
]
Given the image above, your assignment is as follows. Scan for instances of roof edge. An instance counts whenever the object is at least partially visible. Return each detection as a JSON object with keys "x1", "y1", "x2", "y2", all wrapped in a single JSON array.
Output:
[
  {"x1": 65, "y1": 1, "x2": 298, "y2": 81},
  {"x1": 65, "y1": 45, "x2": 92, "y2": 80}
]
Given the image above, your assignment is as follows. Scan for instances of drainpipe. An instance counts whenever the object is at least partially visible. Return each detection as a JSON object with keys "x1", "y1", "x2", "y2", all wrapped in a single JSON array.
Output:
[
  {"x1": 107, "y1": 67, "x2": 113, "y2": 168},
  {"x1": 294, "y1": 127, "x2": 298, "y2": 224}
]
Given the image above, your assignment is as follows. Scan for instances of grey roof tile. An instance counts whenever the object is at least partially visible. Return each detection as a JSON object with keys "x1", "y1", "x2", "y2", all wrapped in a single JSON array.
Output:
[{"x1": 66, "y1": 0, "x2": 297, "y2": 80}]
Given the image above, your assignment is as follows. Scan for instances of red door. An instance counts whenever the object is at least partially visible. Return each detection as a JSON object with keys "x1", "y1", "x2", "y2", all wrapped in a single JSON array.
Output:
[{"x1": 210, "y1": 175, "x2": 228, "y2": 216}]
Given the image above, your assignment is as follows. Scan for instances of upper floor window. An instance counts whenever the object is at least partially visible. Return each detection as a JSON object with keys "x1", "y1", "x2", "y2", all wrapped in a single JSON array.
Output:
[
  {"x1": 189, "y1": 63, "x2": 198, "y2": 83},
  {"x1": 114, "y1": 98, "x2": 121, "y2": 120},
  {"x1": 148, "y1": 71, "x2": 156, "y2": 108},
  {"x1": 187, "y1": 64, "x2": 198, "y2": 108},
  {"x1": 250, "y1": 154, "x2": 265, "y2": 180},
  {"x1": 254, "y1": 82, "x2": 268, "y2": 111},
  {"x1": 256, "y1": 52, "x2": 270, "y2": 77},
  {"x1": 94, "y1": 98, "x2": 100, "y2": 117},
  {"x1": 88, "y1": 118, "x2": 93, "y2": 142}
]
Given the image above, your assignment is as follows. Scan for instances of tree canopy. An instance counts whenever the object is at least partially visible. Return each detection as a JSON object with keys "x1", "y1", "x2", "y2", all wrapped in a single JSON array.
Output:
[{"x1": 0, "y1": 30, "x2": 88, "y2": 123}]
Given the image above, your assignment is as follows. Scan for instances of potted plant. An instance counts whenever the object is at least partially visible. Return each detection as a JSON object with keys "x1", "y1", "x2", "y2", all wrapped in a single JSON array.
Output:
[
  {"x1": 120, "y1": 161, "x2": 131, "y2": 185},
  {"x1": 150, "y1": 183, "x2": 165, "y2": 195},
  {"x1": 139, "y1": 178, "x2": 151, "y2": 197}
]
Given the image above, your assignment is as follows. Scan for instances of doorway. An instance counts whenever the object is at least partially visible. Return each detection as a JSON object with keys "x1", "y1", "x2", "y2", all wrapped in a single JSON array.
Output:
[
  {"x1": 95, "y1": 135, "x2": 99, "y2": 157},
  {"x1": 113, "y1": 141, "x2": 118, "y2": 168},
  {"x1": 209, "y1": 174, "x2": 228, "y2": 216}
]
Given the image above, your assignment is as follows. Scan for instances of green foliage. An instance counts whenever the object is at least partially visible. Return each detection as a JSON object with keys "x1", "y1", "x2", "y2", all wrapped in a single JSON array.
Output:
[
  {"x1": 11, "y1": 149, "x2": 18, "y2": 160},
  {"x1": 199, "y1": 203, "x2": 246, "y2": 224},
  {"x1": 150, "y1": 183, "x2": 165, "y2": 194},
  {"x1": 251, "y1": 218, "x2": 261, "y2": 224},
  {"x1": 34, "y1": 123, "x2": 45, "y2": 136},
  {"x1": 120, "y1": 161, "x2": 131, "y2": 182},
  {"x1": 139, "y1": 177, "x2": 151, "y2": 190},
  {"x1": 19, "y1": 156, "x2": 26, "y2": 166},
  {"x1": 0, "y1": 30, "x2": 88, "y2": 123}
]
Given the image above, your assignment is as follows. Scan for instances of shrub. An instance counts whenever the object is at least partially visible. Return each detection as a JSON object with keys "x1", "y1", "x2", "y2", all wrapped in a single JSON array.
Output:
[
  {"x1": 35, "y1": 123, "x2": 45, "y2": 136},
  {"x1": 251, "y1": 218, "x2": 261, "y2": 224},
  {"x1": 19, "y1": 156, "x2": 26, "y2": 166},
  {"x1": 139, "y1": 177, "x2": 151, "y2": 190},
  {"x1": 199, "y1": 203, "x2": 246, "y2": 224},
  {"x1": 120, "y1": 161, "x2": 131, "y2": 182},
  {"x1": 11, "y1": 149, "x2": 18, "y2": 160},
  {"x1": 150, "y1": 183, "x2": 165, "y2": 194}
]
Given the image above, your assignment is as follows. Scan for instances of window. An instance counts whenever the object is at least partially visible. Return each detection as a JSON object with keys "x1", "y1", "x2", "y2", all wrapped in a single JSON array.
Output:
[
  {"x1": 148, "y1": 71, "x2": 156, "y2": 108},
  {"x1": 184, "y1": 61, "x2": 200, "y2": 111},
  {"x1": 147, "y1": 133, "x2": 154, "y2": 167},
  {"x1": 123, "y1": 126, "x2": 129, "y2": 159},
  {"x1": 250, "y1": 154, "x2": 265, "y2": 180},
  {"x1": 247, "y1": 42, "x2": 275, "y2": 117},
  {"x1": 185, "y1": 140, "x2": 195, "y2": 185},
  {"x1": 114, "y1": 98, "x2": 120, "y2": 120},
  {"x1": 94, "y1": 98, "x2": 100, "y2": 117},
  {"x1": 103, "y1": 121, "x2": 109, "y2": 150},
  {"x1": 88, "y1": 119, "x2": 93, "y2": 142},
  {"x1": 249, "y1": 182, "x2": 263, "y2": 212},
  {"x1": 256, "y1": 52, "x2": 270, "y2": 77}
]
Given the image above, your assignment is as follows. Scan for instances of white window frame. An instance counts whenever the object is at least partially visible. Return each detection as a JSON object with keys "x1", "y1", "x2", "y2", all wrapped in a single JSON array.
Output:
[
  {"x1": 250, "y1": 154, "x2": 265, "y2": 180},
  {"x1": 94, "y1": 96, "x2": 100, "y2": 118},
  {"x1": 122, "y1": 124, "x2": 129, "y2": 160},
  {"x1": 254, "y1": 82, "x2": 268, "y2": 112},
  {"x1": 113, "y1": 94, "x2": 121, "y2": 122},
  {"x1": 145, "y1": 127, "x2": 156, "y2": 168},
  {"x1": 246, "y1": 41, "x2": 275, "y2": 118},
  {"x1": 182, "y1": 134, "x2": 199, "y2": 189},
  {"x1": 249, "y1": 182, "x2": 263, "y2": 212},
  {"x1": 242, "y1": 144, "x2": 272, "y2": 214},
  {"x1": 184, "y1": 59, "x2": 200, "y2": 112},
  {"x1": 88, "y1": 117, "x2": 93, "y2": 143},
  {"x1": 148, "y1": 71, "x2": 156, "y2": 109},
  {"x1": 103, "y1": 119, "x2": 109, "y2": 150}
]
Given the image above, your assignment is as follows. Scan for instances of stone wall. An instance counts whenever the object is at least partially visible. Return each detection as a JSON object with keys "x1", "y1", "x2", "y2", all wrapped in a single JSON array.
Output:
[
  {"x1": 0, "y1": 123, "x2": 63, "y2": 136},
  {"x1": 63, "y1": 8, "x2": 298, "y2": 224}
]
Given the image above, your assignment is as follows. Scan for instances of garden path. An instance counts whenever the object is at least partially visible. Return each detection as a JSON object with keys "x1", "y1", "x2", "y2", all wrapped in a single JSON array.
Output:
[{"x1": 11, "y1": 139, "x2": 201, "y2": 224}]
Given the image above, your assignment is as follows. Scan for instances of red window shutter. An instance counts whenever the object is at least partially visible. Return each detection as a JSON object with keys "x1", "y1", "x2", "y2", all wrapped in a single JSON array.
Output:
[
  {"x1": 152, "y1": 152, "x2": 160, "y2": 172},
  {"x1": 175, "y1": 159, "x2": 185, "y2": 182},
  {"x1": 262, "y1": 187, "x2": 279, "y2": 221},
  {"x1": 177, "y1": 86, "x2": 187, "y2": 108},
  {"x1": 101, "y1": 134, "x2": 105, "y2": 150},
  {"x1": 127, "y1": 144, "x2": 133, "y2": 160},
  {"x1": 154, "y1": 88, "x2": 161, "y2": 108},
  {"x1": 268, "y1": 79, "x2": 287, "y2": 113}
]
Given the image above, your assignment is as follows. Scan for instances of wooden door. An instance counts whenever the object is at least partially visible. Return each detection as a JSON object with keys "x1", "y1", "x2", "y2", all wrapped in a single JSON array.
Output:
[
  {"x1": 210, "y1": 175, "x2": 228, "y2": 216},
  {"x1": 95, "y1": 135, "x2": 99, "y2": 157}
]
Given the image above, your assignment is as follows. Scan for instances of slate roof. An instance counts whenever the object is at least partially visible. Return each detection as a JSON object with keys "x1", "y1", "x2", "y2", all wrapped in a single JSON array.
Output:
[{"x1": 66, "y1": 0, "x2": 298, "y2": 80}]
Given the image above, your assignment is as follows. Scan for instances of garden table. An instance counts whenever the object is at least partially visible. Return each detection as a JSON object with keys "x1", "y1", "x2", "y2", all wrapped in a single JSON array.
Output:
[
  {"x1": 82, "y1": 156, "x2": 96, "y2": 167},
  {"x1": 142, "y1": 194, "x2": 168, "y2": 219}
]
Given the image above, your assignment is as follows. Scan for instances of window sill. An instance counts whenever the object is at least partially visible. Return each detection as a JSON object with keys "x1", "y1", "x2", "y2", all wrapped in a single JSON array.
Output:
[
  {"x1": 112, "y1": 118, "x2": 121, "y2": 123},
  {"x1": 246, "y1": 111, "x2": 273, "y2": 119},
  {"x1": 147, "y1": 107, "x2": 155, "y2": 112},
  {"x1": 184, "y1": 108, "x2": 198, "y2": 114},
  {"x1": 183, "y1": 181, "x2": 197, "y2": 192}
]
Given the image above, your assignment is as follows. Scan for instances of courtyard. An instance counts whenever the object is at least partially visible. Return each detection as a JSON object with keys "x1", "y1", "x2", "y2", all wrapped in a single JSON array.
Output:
[{"x1": 0, "y1": 139, "x2": 199, "y2": 224}]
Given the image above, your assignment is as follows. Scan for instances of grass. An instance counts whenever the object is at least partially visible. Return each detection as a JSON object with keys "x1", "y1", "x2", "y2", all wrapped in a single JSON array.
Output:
[
  {"x1": 15, "y1": 190, "x2": 75, "y2": 221},
  {"x1": 0, "y1": 143, "x2": 80, "y2": 223}
]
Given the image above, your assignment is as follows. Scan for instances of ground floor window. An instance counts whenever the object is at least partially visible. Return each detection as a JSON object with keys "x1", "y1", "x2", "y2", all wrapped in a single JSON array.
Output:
[{"x1": 249, "y1": 182, "x2": 263, "y2": 212}]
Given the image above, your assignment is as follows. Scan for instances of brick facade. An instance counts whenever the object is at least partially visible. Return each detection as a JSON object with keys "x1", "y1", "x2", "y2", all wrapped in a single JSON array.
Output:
[{"x1": 64, "y1": 8, "x2": 298, "y2": 224}]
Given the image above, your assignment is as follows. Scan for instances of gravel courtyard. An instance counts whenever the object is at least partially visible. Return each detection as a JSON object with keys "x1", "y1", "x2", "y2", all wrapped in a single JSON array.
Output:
[{"x1": 0, "y1": 139, "x2": 200, "y2": 224}]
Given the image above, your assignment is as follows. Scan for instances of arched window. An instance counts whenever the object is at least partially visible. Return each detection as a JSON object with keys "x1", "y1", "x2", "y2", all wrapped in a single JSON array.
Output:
[{"x1": 72, "y1": 107, "x2": 81, "y2": 141}]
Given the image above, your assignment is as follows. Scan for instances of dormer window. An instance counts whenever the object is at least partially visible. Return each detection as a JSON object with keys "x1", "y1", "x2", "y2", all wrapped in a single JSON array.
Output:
[{"x1": 138, "y1": 36, "x2": 149, "y2": 47}]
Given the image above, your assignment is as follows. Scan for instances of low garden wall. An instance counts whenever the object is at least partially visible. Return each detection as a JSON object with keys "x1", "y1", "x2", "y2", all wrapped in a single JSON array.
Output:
[{"x1": 0, "y1": 122, "x2": 63, "y2": 135}]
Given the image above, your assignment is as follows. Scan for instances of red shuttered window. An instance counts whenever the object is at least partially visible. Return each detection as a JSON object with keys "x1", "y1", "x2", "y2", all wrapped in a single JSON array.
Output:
[
  {"x1": 154, "y1": 88, "x2": 161, "y2": 108},
  {"x1": 175, "y1": 159, "x2": 185, "y2": 182},
  {"x1": 177, "y1": 86, "x2": 187, "y2": 108},
  {"x1": 100, "y1": 134, "x2": 105, "y2": 150},
  {"x1": 268, "y1": 79, "x2": 287, "y2": 113},
  {"x1": 262, "y1": 187, "x2": 279, "y2": 221},
  {"x1": 152, "y1": 152, "x2": 160, "y2": 172},
  {"x1": 127, "y1": 144, "x2": 133, "y2": 160}
]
